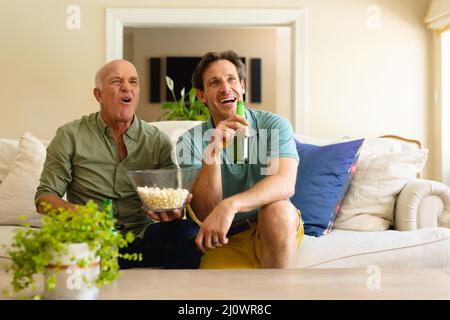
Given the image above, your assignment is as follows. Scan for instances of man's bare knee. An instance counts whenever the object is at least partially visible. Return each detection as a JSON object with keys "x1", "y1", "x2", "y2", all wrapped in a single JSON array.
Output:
[{"x1": 259, "y1": 201, "x2": 298, "y2": 231}]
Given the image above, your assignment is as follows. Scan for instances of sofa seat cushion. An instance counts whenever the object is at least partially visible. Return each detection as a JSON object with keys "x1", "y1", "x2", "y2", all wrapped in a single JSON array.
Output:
[
  {"x1": 3, "y1": 226, "x2": 450, "y2": 269},
  {"x1": 298, "y1": 228, "x2": 450, "y2": 268}
]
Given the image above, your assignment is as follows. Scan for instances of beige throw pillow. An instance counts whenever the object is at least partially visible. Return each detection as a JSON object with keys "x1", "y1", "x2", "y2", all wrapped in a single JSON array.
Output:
[
  {"x1": 0, "y1": 132, "x2": 46, "y2": 227},
  {"x1": 0, "y1": 138, "x2": 19, "y2": 182},
  {"x1": 333, "y1": 149, "x2": 428, "y2": 231}
]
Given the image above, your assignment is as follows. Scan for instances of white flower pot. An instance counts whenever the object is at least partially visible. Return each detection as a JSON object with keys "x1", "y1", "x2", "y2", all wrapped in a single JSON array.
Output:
[{"x1": 43, "y1": 243, "x2": 100, "y2": 300}]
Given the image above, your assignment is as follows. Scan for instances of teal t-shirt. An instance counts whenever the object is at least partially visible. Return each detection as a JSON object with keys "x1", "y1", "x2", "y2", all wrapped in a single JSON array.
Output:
[{"x1": 176, "y1": 108, "x2": 299, "y2": 222}]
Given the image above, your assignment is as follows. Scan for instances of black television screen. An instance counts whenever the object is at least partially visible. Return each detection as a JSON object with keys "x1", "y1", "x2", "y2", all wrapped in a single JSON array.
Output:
[{"x1": 166, "y1": 57, "x2": 201, "y2": 101}]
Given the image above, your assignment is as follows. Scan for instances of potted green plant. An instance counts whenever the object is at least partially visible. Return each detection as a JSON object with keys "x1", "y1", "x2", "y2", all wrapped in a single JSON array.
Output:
[
  {"x1": 158, "y1": 76, "x2": 210, "y2": 121},
  {"x1": 2, "y1": 200, "x2": 139, "y2": 300}
]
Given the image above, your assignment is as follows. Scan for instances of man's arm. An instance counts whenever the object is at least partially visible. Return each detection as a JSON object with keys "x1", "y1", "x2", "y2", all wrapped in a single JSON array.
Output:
[
  {"x1": 192, "y1": 156, "x2": 297, "y2": 222},
  {"x1": 35, "y1": 127, "x2": 75, "y2": 214},
  {"x1": 188, "y1": 116, "x2": 249, "y2": 221},
  {"x1": 224, "y1": 157, "x2": 297, "y2": 213},
  {"x1": 189, "y1": 147, "x2": 223, "y2": 221},
  {"x1": 194, "y1": 157, "x2": 298, "y2": 251},
  {"x1": 37, "y1": 194, "x2": 77, "y2": 214},
  {"x1": 228, "y1": 113, "x2": 298, "y2": 212}
]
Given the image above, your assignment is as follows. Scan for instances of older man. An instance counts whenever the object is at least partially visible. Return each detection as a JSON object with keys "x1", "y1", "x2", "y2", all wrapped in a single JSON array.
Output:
[{"x1": 35, "y1": 60, "x2": 202, "y2": 269}]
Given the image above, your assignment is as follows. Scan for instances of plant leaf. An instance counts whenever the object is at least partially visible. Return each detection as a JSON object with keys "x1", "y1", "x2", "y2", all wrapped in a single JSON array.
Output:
[
  {"x1": 189, "y1": 88, "x2": 197, "y2": 107},
  {"x1": 178, "y1": 97, "x2": 188, "y2": 116},
  {"x1": 161, "y1": 102, "x2": 175, "y2": 110},
  {"x1": 196, "y1": 114, "x2": 209, "y2": 121},
  {"x1": 159, "y1": 80, "x2": 209, "y2": 121}
]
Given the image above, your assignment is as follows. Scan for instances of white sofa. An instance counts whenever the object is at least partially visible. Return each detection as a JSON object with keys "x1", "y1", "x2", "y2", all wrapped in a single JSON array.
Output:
[{"x1": 1, "y1": 120, "x2": 450, "y2": 269}]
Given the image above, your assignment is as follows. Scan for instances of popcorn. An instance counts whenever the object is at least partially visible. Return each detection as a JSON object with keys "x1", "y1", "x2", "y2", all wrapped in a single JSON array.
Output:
[{"x1": 137, "y1": 186, "x2": 189, "y2": 210}]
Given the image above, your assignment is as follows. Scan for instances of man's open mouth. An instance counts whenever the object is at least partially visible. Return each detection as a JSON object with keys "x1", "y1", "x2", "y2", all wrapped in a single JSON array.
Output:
[
  {"x1": 120, "y1": 97, "x2": 132, "y2": 104},
  {"x1": 219, "y1": 96, "x2": 237, "y2": 104}
]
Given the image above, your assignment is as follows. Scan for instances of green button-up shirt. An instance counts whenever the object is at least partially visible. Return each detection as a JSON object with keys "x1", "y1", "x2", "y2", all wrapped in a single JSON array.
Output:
[{"x1": 35, "y1": 112, "x2": 176, "y2": 238}]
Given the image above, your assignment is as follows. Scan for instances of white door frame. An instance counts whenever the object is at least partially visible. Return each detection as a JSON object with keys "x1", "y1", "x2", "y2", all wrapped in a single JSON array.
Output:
[
  {"x1": 441, "y1": 30, "x2": 450, "y2": 184},
  {"x1": 106, "y1": 8, "x2": 307, "y2": 134}
]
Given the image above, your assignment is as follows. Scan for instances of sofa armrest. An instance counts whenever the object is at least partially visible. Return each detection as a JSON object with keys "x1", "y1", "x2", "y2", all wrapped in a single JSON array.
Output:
[{"x1": 395, "y1": 179, "x2": 450, "y2": 231}]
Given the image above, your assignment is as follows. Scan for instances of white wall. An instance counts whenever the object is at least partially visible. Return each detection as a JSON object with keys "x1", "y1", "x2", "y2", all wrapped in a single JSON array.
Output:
[
  {"x1": 441, "y1": 30, "x2": 450, "y2": 185},
  {"x1": 0, "y1": 0, "x2": 435, "y2": 178},
  {"x1": 306, "y1": 0, "x2": 433, "y2": 177}
]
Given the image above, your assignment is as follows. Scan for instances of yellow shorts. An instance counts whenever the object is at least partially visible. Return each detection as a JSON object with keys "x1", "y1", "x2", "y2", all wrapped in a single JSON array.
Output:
[{"x1": 186, "y1": 205, "x2": 304, "y2": 269}]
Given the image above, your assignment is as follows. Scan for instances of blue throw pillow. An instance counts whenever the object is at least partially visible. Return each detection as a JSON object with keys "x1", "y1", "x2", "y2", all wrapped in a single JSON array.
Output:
[{"x1": 290, "y1": 138, "x2": 364, "y2": 237}]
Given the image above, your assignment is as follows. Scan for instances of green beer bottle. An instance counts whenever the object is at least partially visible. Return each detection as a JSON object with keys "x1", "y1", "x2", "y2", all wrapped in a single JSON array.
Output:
[
  {"x1": 103, "y1": 198, "x2": 116, "y2": 234},
  {"x1": 234, "y1": 101, "x2": 248, "y2": 164}
]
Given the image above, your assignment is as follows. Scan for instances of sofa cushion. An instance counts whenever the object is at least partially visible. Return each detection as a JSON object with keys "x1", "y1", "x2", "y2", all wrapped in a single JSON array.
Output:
[
  {"x1": 298, "y1": 228, "x2": 450, "y2": 268},
  {"x1": 0, "y1": 226, "x2": 23, "y2": 258},
  {"x1": 294, "y1": 134, "x2": 406, "y2": 153},
  {"x1": 0, "y1": 137, "x2": 50, "y2": 183},
  {"x1": 0, "y1": 132, "x2": 45, "y2": 227},
  {"x1": 333, "y1": 149, "x2": 428, "y2": 231},
  {"x1": 291, "y1": 138, "x2": 364, "y2": 237},
  {"x1": 0, "y1": 138, "x2": 19, "y2": 183},
  {"x1": 3, "y1": 226, "x2": 450, "y2": 270}
]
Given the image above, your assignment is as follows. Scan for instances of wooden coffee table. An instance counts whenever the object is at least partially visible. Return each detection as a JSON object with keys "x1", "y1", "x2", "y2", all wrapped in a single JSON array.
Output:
[
  {"x1": 98, "y1": 268, "x2": 450, "y2": 300},
  {"x1": 2, "y1": 258, "x2": 449, "y2": 300}
]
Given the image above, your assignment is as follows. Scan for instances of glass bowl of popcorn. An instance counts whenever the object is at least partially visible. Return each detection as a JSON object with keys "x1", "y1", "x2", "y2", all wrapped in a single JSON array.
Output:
[{"x1": 127, "y1": 166, "x2": 201, "y2": 212}]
